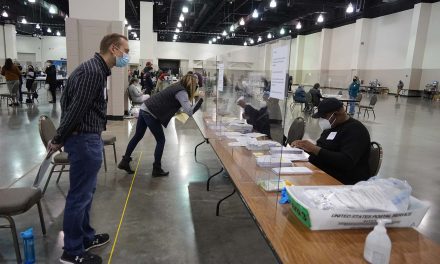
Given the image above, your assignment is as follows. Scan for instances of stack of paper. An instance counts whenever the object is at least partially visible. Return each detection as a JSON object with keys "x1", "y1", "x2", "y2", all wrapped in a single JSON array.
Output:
[
  {"x1": 257, "y1": 179, "x2": 286, "y2": 192},
  {"x1": 271, "y1": 167, "x2": 313, "y2": 175},
  {"x1": 228, "y1": 141, "x2": 247, "y2": 147},
  {"x1": 227, "y1": 121, "x2": 253, "y2": 133},
  {"x1": 246, "y1": 132, "x2": 267, "y2": 138},
  {"x1": 273, "y1": 153, "x2": 309, "y2": 161},
  {"x1": 246, "y1": 140, "x2": 281, "y2": 151},
  {"x1": 270, "y1": 146, "x2": 304, "y2": 155},
  {"x1": 256, "y1": 155, "x2": 292, "y2": 167}
]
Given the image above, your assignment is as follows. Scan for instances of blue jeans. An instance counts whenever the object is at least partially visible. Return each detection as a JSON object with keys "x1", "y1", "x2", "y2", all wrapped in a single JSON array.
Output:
[
  {"x1": 124, "y1": 110, "x2": 165, "y2": 166},
  {"x1": 349, "y1": 95, "x2": 356, "y2": 114},
  {"x1": 63, "y1": 133, "x2": 103, "y2": 255}
]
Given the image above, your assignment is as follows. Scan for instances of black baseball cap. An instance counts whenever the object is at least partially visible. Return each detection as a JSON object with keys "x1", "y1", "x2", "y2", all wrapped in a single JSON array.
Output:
[{"x1": 312, "y1": 98, "x2": 343, "y2": 118}]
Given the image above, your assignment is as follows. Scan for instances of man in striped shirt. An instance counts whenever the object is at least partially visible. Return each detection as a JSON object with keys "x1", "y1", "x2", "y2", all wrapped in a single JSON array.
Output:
[{"x1": 48, "y1": 33, "x2": 130, "y2": 264}]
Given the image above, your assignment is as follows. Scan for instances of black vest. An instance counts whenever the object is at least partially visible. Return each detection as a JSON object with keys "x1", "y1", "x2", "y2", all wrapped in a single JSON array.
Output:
[{"x1": 144, "y1": 83, "x2": 186, "y2": 127}]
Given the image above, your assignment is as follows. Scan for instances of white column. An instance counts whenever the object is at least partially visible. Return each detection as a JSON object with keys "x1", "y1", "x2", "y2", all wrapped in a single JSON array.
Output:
[
  {"x1": 140, "y1": 1, "x2": 156, "y2": 67},
  {"x1": 67, "y1": 0, "x2": 127, "y2": 117},
  {"x1": 351, "y1": 18, "x2": 369, "y2": 76},
  {"x1": 404, "y1": 2, "x2": 431, "y2": 91},
  {"x1": 4, "y1": 24, "x2": 17, "y2": 60},
  {"x1": 292, "y1": 35, "x2": 305, "y2": 83},
  {"x1": 318, "y1": 28, "x2": 332, "y2": 86}
]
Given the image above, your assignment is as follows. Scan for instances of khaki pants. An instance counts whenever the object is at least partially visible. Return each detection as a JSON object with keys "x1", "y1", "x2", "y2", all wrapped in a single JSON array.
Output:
[{"x1": 7, "y1": 80, "x2": 19, "y2": 101}]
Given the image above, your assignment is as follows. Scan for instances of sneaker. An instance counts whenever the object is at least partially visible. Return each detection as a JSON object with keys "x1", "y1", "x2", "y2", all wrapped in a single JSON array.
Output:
[
  {"x1": 152, "y1": 167, "x2": 169, "y2": 177},
  {"x1": 60, "y1": 251, "x2": 102, "y2": 264},
  {"x1": 84, "y1": 233, "x2": 110, "y2": 251}
]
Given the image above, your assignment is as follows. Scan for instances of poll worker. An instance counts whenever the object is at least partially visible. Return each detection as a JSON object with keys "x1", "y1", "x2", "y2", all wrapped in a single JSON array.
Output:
[
  {"x1": 292, "y1": 98, "x2": 371, "y2": 185},
  {"x1": 118, "y1": 73, "x2": 204, "y2": 176},
  {"x1": 128, "y1": 78, "x2": 150, "y2": 103},
  {"x1": 48, "y1": 33, "x2": 130, "y2": 264},
  {"x1": 348, "y1": 76, "x2": 360, "y2": 115},
  {"x1": 236, "y1": 97, "x2": 271, "y2": 138}
]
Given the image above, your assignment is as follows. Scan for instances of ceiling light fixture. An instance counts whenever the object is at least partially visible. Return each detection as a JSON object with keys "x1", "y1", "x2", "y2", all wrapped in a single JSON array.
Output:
[
  {"x1": 217, "y1": 36, "x2": 220, "y2": 39},
  {"x1": 56, "y1": 31, "x2": 61, "y2": 36},
  {"x1": 239, "y1": 17, "x2": 245, "y2": 26},
  {"x1": 127, "y1": 25, "x2": 132, "y2": 30},
  {"x1": 182, "y1": 6, "x2": 189, "y2": 13},
  {"x1": 49, "y1": 5, "x2": 56, "y2": 14},
  {"x1": 257, "y1": 36, "x2": 262, "y2": 42},
  {"x1": 252, "y1": 9, "x2": 259, "y2": 18},
  {"x1": 177, "y1": 22, "x2": 182, "y2": 28},
  {"x1": 28, "y1": 0, "x2": 36, "y2": 3},
  {"x1": 267, "y1": 33, "x2": 272, "y2": 39},
  {"x1": 133, "y1": 32, "x2": 138, "y2": 37},
  {"x1": 47, "y1": 27, "x2": 52, "y2": 33},
  {"x1": 136, "y1": 37, "x2": 139, "y2": 40},
  {"x1": 222, "y1": 30, "x2": 227, "y2": 36},
  {"x1": 209, "y1": 40, "x2": 212, "y2": 44},
  {"x1": 346, "y1": 3, "x2": 354, "y2": 14},
  {"x1": 21, "y1": 18, "x2": 27, "y2": 24},
  {"x1": 36, "y1": 23, "x2": 40, "y2": 29},
  {"x1": 230, "y1": 24, "x2": 235, "y2": 32},
  {"x1": 270, "y1": 0, "x2": 277, "y2": 8},
  {"x1": 250, "y1": 39, "x2": 254, "y2": 44},
  {"x1": 213, "y1": 38, "x2": 217, "y2": 43},
  {"x1": 175, "y1": 28, "x2": 180, "y2": 33},
  {"x1": 280, "y1": 28, "x2": 285, "y2": 35},
  {"x1": 179, "y1": 14, "x2": 184, "y2": 21},
  {"x1": 173, "y1": 34, "x2": 177, "y2": 40},
  {"x1": 317, "y1": 14, "x2": 324, "y2": 23},
  {"x1": 124, "y1": 19, "x2": 128, "y2": 25},
  {"x1": 1, "y1": 10, "x2": 8, "y2": 18},
  {"x1": 296, "y1": 21, "x2": 302, "y2": 29},
  {"x1": 244, "y1": 41, "x2": 247, "y2": 46}
]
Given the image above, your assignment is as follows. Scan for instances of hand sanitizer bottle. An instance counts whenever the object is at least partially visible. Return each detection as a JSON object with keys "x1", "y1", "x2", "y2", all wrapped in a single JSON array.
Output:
[
  {"x1": 20, "y1": 227, "x2": 35, "y2": 264},
  {"x1": 364, "y1": 219, "x2": 392, "y2": 264}
]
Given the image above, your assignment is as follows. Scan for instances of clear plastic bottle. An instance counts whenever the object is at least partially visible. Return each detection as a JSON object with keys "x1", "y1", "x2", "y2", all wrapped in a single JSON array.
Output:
[
  {"x1": 363, "y1": 219, "x2": 392, "y2": 264},
  {"x1": 20, "y1": 227, "x2": 35, "y2": 264}
]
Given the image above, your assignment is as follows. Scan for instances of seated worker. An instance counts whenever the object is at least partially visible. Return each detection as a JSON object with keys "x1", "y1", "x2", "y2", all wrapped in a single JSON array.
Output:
[
  {"x1": 237, "y1": 97, "x2": 271, "y2": 138},
  {"x1": 294, "y1": 85, "x2": 308, "y2": 110},
  {"x1": 309, "y1": 83, "x2": 323, "y2": 107},
  {"x1": 292, "y1": 98, "x2": 371, "y2": 185},
  {"x1": 128, "y1": 78, "x2": 150, "y2": 103}
]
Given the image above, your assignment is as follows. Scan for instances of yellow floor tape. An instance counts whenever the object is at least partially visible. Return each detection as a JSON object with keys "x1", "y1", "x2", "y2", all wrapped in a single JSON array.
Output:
[{"x1": 107, "y1": 152, "x2": 143, "y2": 264}]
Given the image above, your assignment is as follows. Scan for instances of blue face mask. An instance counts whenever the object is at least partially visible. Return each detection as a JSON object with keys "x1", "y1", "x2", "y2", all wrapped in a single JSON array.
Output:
[{"x1": 114, "y1": 46, "x2": 130, "y2": 68}]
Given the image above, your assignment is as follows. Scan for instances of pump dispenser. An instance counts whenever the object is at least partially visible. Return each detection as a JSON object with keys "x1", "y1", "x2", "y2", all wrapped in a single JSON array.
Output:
[{"x1": 364, "y1": 219, "x2": 392, "y2": 264}]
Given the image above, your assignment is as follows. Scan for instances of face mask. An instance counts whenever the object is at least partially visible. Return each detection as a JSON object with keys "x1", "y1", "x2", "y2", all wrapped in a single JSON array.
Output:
[
  {"x1": 114, "y1": 46, "x2": 130, "y2": 68},
  {"x1": 318, "y1": 113, "x2": 336, "y2": 130},
  {"x1": 259, "y1": 101, "x2": 267, "y2": 108},
  {"x1": 353, "y1": 79, "x2": 356, "y2": 82}
]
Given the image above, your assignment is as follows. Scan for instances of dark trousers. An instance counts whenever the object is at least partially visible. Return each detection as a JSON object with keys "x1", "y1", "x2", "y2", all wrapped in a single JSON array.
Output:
[
  {"x1": 124, "y1": 110, "x2": 165, "y2": 166},
  {"x1": 63, "y1": 133, "x2": 103, "y2": 255},
  {"x1": 48, "y1": 81, "x2": 57, "y2": 102}
]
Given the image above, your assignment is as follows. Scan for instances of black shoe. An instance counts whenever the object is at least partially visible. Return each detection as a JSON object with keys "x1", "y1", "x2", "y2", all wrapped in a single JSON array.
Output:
[
  {"x1": 152, "y1": 167, "x2": 169, "y2": 177},
  {"x1": 118, "y1": 156, "x2": 135, "y2": 174},
  {"x1": 84, "y1": 233, "x2": 110, "y2": 251},
  {"x1": 13, "y1": 102, "x2": 20, "y2": 106},
  {"x1": 60, "y1": 251, "x2": 102, "y2": 264}
]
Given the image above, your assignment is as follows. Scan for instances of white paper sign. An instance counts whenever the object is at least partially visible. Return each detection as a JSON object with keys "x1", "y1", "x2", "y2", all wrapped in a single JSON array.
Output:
[
  {"x1": 217, "y1": 63, "x2": 224, "y2": 92},
  {"x1": 270, "y1": 46, "x2": 289, "y2": 100}
]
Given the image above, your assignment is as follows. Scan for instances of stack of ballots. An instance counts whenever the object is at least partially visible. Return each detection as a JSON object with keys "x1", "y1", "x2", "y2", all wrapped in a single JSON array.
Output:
[
  {"x1": 256, "y1": 155, "x2": 292, "y2": 167},
  {"x1": 269, "y1": 146, "x2": 310, "y2": 161}
]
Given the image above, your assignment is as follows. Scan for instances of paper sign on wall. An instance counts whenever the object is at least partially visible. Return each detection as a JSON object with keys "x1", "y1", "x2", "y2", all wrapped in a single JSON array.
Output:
[
  {"x1": 270, "y1": 46, "x2": 289, "y2": 100},
  {"x1": 217, "y1": 63, "x2": 224, "y2": 92}
]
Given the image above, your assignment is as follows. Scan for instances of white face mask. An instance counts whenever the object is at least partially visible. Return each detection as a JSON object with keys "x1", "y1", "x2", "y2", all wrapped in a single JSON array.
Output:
[
  {"x1": 259, "y1": 100, "x2": 267, "y2": 108},
  {"x1": 318, "y1": 113, "x2": 335, "y2": 130}
]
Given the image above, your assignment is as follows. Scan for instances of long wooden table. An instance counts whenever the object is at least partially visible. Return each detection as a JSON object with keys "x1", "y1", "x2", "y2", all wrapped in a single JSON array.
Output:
[{"x1": 193, "y1": 112, "x2": 440, "y2": 263}]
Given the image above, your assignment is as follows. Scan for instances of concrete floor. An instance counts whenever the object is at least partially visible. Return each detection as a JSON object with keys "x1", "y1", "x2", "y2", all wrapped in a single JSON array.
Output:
[{"x1": 0, "y1": 90, "x2": 439, "y2": 263}]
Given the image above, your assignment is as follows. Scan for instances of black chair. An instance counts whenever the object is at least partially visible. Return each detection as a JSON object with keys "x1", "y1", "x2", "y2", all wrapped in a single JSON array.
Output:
[
  {"x1": 369, "y1": 141, "x2": 383, "y2": 177},
  {"x1": 358, "y1": 94, "x2": 378, "y2": 119},
  {"x1": 0, "y1": 187, "x2": 46, "y2": 263},
  {"x1": 22, "y1": 81, "x2": 39, "y2": 104},
  {"x1": 355, "y1": 93, "x2": 363, "y2": 115},
  {"x1": 286, "y1": 117, "x2": 306, "y2": 145}
]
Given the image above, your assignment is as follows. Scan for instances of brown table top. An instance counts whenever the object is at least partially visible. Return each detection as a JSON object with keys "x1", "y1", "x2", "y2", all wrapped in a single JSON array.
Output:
[{"x1": 199, "y1": 121, "x2": 440, "y2": 263}]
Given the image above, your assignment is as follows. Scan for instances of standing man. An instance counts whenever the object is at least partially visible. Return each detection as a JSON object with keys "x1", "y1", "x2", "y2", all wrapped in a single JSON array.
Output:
[
  {"x1": 48, "y1": 33, "x2": 129, "y2": 264},
  {"x1": 348, "y1": 76, "x2": 360, "y2": 116},
  {"x1": 396, "y1": 80, "x2": 404, "y2": 98},
  {"x1": 45, "y1": 61, "x2": 57, "y2": 103}
]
